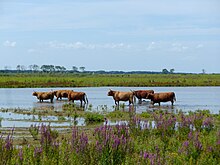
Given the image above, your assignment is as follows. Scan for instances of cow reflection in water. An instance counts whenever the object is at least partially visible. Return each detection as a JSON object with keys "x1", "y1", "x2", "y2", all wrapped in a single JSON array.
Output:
[{"x1": 107, "y1": 89, "x2": 135, "y2": 107}]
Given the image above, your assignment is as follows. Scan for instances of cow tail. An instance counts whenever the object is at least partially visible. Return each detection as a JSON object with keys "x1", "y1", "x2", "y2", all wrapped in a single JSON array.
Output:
[
  {"x1": 173, "y1": 93, "x2": 176, "y2": 102},
  {"x1": 133, "y1": 94, "x2": 136, "y2": 105},
  {"x1": 85, "y1": 94, "x2": 88, "y2": 104}
]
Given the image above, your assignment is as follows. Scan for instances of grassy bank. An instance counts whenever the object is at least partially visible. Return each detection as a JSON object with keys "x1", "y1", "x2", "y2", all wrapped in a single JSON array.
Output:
[
  {"x1": 0, "y1": 73, "x2": 220, "y2": 88},
  {"x1": 0, "y1": 109, "x2": 219, "y2": 164}
]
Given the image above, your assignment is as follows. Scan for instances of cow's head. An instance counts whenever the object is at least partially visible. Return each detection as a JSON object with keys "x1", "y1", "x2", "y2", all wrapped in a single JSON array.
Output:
[
  {"x1": 107, "y1": 89, "x2": 114, "y2": 96},
  {"x1": 146, "y1": 93, "x2": 153, "y2": 99},
  {"x1": 53, "y1": 91, "x2": 58, "y2": 96},
  {"x1": 32, "y1": 91, "x2": 38, "y2": 96}
]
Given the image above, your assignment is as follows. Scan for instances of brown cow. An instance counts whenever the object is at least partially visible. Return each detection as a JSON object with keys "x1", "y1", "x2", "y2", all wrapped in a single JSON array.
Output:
[
  {"x1": 32, "y1": 91, "x2": 55, "y2": 103},
  {"x1": 54, "y1": 90, "x2": 73, "y2": 100},
  {"x1": 132, "y1": 90, "x2": 154, "y2": 104},
  {"x1": 146, "y1": 92, "x2": 176, "y2": 106},
  {"x1": 107, "y1": 89, "x2": 135, "y2": 106},
  {"x1": 68, "y1": 91, "x2": 88, "y2": 107}
]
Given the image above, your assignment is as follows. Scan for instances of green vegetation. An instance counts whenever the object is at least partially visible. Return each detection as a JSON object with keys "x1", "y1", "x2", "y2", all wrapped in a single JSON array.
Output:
[
  {"x1": 0, "y1": 109, "x2": 219, "y2": 164},
  {"x1": 0, "y1": 73, "x2": 220, "y2": 88}
]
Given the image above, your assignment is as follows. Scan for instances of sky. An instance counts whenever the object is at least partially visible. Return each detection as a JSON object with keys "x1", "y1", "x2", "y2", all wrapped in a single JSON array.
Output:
[{"x1": 0, "y1": 0, "x2": 220, "y2": 73}]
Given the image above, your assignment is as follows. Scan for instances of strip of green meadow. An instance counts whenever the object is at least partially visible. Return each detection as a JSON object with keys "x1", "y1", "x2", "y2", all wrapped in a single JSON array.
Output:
[{"x1": 0, "y1": 73, "x2": 220, "y2": 87}]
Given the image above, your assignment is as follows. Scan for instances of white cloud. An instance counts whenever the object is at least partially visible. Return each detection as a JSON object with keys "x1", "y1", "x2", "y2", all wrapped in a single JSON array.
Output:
[
  {"x1": 46, "y1": 41, "x2": 130, "y2": 50},
  {"x1": 146, "y1": 42, "x2": 156, "y2": 50},
  {"x1": 3, "y1": 40, "x2": 16, "y2": 47},
  {"x1": 196, "y1": 44, "x2": 204, "y2": 48},
  {"x1": 27, "y1": 49, "x2": 36, "y2": 53},
  {"x1": 170, "y1": 42, "x2": 188, "y2": 52}
]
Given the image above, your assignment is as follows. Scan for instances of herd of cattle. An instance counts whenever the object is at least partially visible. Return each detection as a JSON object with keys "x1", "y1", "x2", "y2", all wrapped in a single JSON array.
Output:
[{"x1": 32, "y1": 89, "x2": 176, "y2": 107}]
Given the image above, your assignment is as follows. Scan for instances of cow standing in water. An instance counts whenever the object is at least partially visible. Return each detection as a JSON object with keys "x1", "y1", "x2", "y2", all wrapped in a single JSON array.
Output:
[
  {"x1": 146, "y1": 92, "x2": 176, "y2": 106},
  {"x1": 54, "y1": 90, "x2": 73, "y2": 100},
  {"x1": 68, "y1": 91, "x2": 88, "y2": 107},
  {"x1": 132, "y1": 90, "x2": 154, "y2": 104},
  {"x1": 32, "y1": 91, "x2": 55, "y2": 103},
  {"x1": 107, "y1": 89, "x2": 135, "y2": 106}
]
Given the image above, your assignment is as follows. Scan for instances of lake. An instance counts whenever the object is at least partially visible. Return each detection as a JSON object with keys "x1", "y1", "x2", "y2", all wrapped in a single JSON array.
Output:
[{"x1": 0, "y1": 86, "x2": 219, "y2": 127}]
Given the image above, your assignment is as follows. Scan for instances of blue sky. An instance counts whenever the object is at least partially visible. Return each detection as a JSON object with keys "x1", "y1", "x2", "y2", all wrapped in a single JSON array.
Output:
[{"x1": 1, "y1": 0, "x2": 220, "y2": 73}]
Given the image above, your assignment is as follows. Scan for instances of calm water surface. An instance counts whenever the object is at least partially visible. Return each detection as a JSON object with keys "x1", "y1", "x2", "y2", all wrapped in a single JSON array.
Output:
[{"x1": 0, "y1": 87, "x2": 219, "y2": 127}]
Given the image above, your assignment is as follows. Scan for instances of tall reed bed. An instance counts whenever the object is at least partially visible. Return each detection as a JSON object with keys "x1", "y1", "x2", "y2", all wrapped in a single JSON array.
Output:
[{"x1": 0, "y1": 110, "x2": 219, "y2": 164}]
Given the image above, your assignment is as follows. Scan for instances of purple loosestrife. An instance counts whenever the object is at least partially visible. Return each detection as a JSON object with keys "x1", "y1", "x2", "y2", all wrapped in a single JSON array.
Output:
[
  {"x1": 40, "y1": 124, "x2": 52, "y2": 146},
  {"x1": 194, "y1": 132, "x2": 203, "y2": 151},
  {"x1": 71, "y1": 126, "x2": 79, "y2": 149},
  {"x1": 192, "y1": 113, "x2": 204, "y2": 131},
  {"x1": 78, "y1": 132, "x2": 88, "y2": 153},
  {"x1": 18, "y1": 147, "x2": 23, "y2": 162},
  {"x1": 4, "y1": 134, "x2": 13, "y2": 151},
  {"x1": 202, "y1": 117, "x2": 214, "y2": 132},
  {"x1": 34, "y1": 147, "x2": 43, "y2": 158},
  {"x1": 141, "y1": 151, "x2": 157, "y2": 165}
]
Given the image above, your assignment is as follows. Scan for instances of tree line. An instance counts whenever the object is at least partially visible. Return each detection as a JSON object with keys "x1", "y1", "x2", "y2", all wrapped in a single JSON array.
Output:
[
  {"x1": 4, "y1": 64, "x2": 86, "y2": 73},
  {"x1": 1, "y1": 64, "x2": 182, "y2": 74}
]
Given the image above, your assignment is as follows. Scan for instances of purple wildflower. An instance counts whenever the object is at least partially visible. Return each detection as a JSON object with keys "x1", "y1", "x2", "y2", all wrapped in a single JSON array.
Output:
[{"x1": 18, "y1": 148, "x2": 23, "y2": 161}]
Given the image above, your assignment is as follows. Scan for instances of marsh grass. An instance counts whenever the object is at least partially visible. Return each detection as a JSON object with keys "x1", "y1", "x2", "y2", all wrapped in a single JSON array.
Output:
[
  {"x1": 0, "y1": 73, "x2": 220, "y2": 88},
  {"x1": 0, "y1": 110, "x2": 219, "y2": 164}
]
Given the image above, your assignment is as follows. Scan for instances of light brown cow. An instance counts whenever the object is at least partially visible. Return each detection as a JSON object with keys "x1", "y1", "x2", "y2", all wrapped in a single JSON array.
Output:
[
  {"x1": 54, "y1": 90, "x2": 73, "y2": 100},
  {"x1": 107, "y1": 89, "x2": 135, "y2": 106},
  {"x1": 32, "y1": 91, "x2": 55, "y2": 103},
  {"x1": 146, "y1": 92, "x2": 176, "y2": 106},
  {"x1": 132, "y1": 90, "x2": 154, "y2": 104},
  {"x1": 68, "y1": 91, "x2": 88, "y2": 107}
]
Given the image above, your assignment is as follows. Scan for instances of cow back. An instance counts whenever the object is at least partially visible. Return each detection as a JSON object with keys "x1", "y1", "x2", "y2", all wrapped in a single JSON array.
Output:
[{"x1": 152, "y1": 92, "x2": 175, "y2": 101}]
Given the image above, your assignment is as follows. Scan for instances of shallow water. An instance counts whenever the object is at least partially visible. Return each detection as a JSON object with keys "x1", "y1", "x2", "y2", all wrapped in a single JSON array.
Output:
[{"x1": 0, "y1": 86, "x2": 219, "y2": 127}]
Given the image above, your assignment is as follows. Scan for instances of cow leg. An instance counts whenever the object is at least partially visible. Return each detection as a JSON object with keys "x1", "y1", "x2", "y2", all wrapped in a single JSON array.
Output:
[
  {"x1": 158, "y1": 102, "x2": 160, "y2": 106},
  {"x1": 171, "y1": 100, "x2": 174, "y2": 106},
  {"x1": 138, "y1": 99, "x2": 142, "y2": 104},
  {"x1": 83, "y1": 98, "x2": 86, "y2": 105}
]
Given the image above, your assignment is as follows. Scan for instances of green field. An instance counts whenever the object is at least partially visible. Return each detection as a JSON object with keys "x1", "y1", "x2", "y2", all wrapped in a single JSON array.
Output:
[{"x1": 0, "y1": 73, "x2": 220, "y2": 88}]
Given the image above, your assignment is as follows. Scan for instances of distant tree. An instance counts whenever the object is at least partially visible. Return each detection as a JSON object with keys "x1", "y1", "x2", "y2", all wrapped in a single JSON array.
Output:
[
  {"x1": 4, "y1": 66, "x2": 11, "y2": 70},
  {"x1": 20, "y1": 65, "x2": 26, "y2": 71},
  {"x1": 55, "y1": 66, "x2": 62, "y2": 72},
  {"x1": 41, "y1": 65, "x2": 55, "y2": 72},
  {"x1": 72, "y1": 66, "x2": 78, "y2": 72},
  {"x1": 28, "y1": 65, "x2": 33, "y2": 71},
  {"x1": 79, "y1": 66, "x2": 85, "y2": 72},
  {"x1": 16, "y1": 65, "x2": 21, "y2": 71},
  {"x1": 162, "y1": 68, "x2": 169, "y2": 74},
  {"x1": 170, "y1": 68, "x2": 175, "y2": 74},
  {"x1": 55, "y1": 66, "x2": 66, "y2": 72},
  {"x1": 202, "y1": 69, "x2": 206, "y2": 74},
  {"x1": 32, "y1": 64, "x2": 39, "y2": 71},
  {"x1": 60, "y1": 66, "x2": 66, "y2": 72}
]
